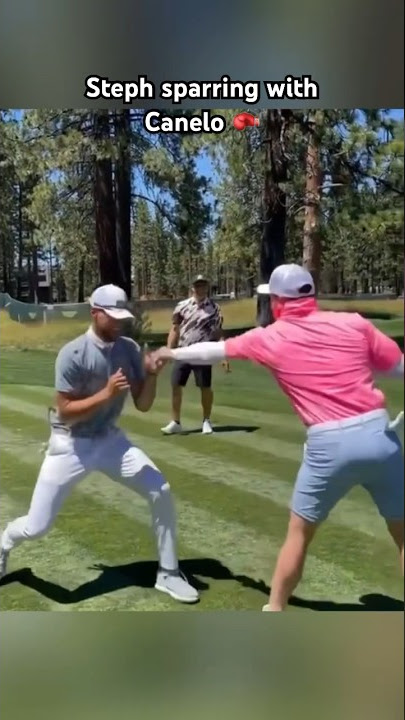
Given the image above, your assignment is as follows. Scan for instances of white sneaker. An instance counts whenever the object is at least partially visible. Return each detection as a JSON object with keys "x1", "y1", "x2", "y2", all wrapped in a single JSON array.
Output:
[
  {"x1": 155, "y1": 569, "x2": 200, "y2": 603},
  {"x1": 0, "y1": 548, "x2": 9, "y2": 580},
  {"x1": 202, "y1": 419, "x2": 213, "y2": 435},
  {"x1": 161, "y1": 421, "x2": 183, "y2": 435}
]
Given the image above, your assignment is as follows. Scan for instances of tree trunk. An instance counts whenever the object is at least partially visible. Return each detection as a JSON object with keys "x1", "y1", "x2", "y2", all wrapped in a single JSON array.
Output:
[
  {"x1": 17, "y1": 183, "x2": 24, "y2": 299},
  {"x1": 77, "y1": 258, "x2": 85, "y2": 302},
  {"x1": 29, "y1": 245, "x2": 39, "y2": 303},
  {"x1": 54, "y1": 249, "x2": 62, "y2": 302},
  {"x1": 302, "y1": 112, "x2": 323, "y2": 292},
  {"x1": 93, "y1": 111, "x2": 120, "y2": 285},
  {"x1": 257, "y1": 110, "x2": 291, "y2": 327},
  {"x1": 48, "y1": 240, "x2": 54, "y2": 302},
  {"x1": 114, "y1": 110, "x2": 132, "y2": 297},
  {"x1": 2, "y1": 239, "x2": 9, "y2": 293}
]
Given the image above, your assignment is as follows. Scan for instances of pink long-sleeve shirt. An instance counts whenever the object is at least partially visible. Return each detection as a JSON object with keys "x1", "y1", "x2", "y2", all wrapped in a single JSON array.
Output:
[{"x1": 224, "y1": 298, "x2": 402, "y2": 426}]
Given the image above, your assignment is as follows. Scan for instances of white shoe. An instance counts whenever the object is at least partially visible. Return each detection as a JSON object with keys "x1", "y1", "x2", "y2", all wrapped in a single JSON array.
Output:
[
  {"x1": 0, "y1": 548, "x2": 9, "y2": 580},
  {"x1": 155, "y1": 569, "x2": 200, "y2": 603},
  {"x1": 161, "y1": 421, "x2": 183, "y2": 435},
  {"x1": 202, "y1": 419, "x2": 213, "y2": 435}
]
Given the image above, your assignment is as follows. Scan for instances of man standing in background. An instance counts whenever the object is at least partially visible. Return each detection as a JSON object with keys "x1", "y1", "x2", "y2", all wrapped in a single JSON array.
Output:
[{"x1": 161, "y1": 275, "x2": 224, "y2": 435}]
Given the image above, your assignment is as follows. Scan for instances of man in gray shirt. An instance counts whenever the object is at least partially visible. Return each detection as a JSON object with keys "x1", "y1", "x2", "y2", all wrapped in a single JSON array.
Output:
[{"x1": 0, "y1": 284, "x2": 199, "y2": 604}]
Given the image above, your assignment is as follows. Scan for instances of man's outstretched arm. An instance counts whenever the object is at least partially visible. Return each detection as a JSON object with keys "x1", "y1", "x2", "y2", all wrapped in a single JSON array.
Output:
[
  {"x1": 153, "y1": 327, "x2": 266, "y2": 367},
  {"x1": 156, "y1": 341, "x2": 227, "y2": 365},
  {"x1": 384, "y1": 355, "x2": 404, "y2": 378},
  {"x1": 361, "y1": 317, "x2": 404, "y2": 378}
]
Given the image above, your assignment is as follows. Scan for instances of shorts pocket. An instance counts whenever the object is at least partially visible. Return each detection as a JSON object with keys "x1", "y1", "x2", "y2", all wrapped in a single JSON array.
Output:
[{"x1": 304, "y1": 436, "x2": 342, "y2": 475}]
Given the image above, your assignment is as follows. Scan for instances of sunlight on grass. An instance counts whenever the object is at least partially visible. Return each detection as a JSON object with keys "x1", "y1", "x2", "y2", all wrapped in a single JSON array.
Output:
[
  {"x1": 128, "y1": 297, "x2": 405, "y2": 333},
  {"x1": 0, "y1": 297, "x2": 403, "y2": 350},
  {"x1": 0, "y1": 311, "x2": 89, "y2": 349}
]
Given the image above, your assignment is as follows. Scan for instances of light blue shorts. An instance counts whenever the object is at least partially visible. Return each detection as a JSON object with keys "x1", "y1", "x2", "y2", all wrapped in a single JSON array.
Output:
[{"x1": 291, "y1": 410, "x2": 404, "y2": 523}]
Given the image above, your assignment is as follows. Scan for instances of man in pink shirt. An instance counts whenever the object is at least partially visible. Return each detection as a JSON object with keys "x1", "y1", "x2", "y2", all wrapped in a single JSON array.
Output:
[{"x1": 152, "y1": 264, "x2": 404, "y2": 611}]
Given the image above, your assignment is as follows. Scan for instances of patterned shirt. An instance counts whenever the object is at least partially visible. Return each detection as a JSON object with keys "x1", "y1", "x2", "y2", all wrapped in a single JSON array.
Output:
[{"x1": 173, "y1": 296, "x2": 223, "y2": 347}]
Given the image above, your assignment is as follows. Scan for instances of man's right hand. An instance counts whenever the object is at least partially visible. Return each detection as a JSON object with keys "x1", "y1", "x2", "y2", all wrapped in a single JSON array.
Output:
[
  {"x1": 105, "y1": 368, "x2": 130, "y2": 398},
  {"x1": 152, "y1": 347, "x2": 175, "y2": 369}
]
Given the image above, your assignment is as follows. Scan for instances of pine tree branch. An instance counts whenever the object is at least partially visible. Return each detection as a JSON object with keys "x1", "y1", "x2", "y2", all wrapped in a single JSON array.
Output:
[
  {"x1": 132, "y1": 193, "x2": 176, "y2": 227},
  {"x1": 342, "y1": 157, "x2": 404, "y2": 196}
]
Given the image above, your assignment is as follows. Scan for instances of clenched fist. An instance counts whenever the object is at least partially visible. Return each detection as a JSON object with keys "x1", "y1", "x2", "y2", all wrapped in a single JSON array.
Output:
[
  {"x1": 151, "y1": 347, "x2": 175, "y2": 369},
  {"x1": 105, "y1": 368, "x2": 130, "y2": 398},
  {"x1": 143, "y1": 352, "x2": 161, "y2": 375}
]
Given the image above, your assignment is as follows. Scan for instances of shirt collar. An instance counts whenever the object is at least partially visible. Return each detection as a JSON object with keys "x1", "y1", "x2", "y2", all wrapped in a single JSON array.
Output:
[
  {"x1": 86, "y1": 326, "x2": 115, "y2": 350},
  {"x1": 277, "y1": 297, "x2": 318, "y2": 320},
  {"x1": 191, "y1": 295, "x2": 209, "y2": 307}
]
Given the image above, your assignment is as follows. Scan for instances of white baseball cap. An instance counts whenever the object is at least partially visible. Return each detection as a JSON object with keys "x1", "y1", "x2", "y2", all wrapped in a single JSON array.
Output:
[
  {"x1": 257, "y1": 264, "x2": 315, "y2": 298},
  {"x1": 89, "y1": 284, "x2": 134, "y2": 320},
  {"x1": 192, "y1": 274, "x2": 209, "y2": 285}
]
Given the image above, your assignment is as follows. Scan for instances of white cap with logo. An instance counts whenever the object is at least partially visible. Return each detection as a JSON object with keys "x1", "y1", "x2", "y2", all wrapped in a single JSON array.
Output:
[
  {"x1": 192, "y1": 274, "x2": 209, "y2": 285},
  {"x1": 257, "y1": 264, "x2": 315, "y2": 298},
  {"x1": 89, "y1": 284, "x2": 134, "y2": 320}
]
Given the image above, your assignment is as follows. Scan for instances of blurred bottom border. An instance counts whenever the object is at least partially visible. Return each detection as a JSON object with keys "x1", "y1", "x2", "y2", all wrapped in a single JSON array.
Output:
[{"x1": 0, "y1": 611, "x2": 403, "y2": 720}]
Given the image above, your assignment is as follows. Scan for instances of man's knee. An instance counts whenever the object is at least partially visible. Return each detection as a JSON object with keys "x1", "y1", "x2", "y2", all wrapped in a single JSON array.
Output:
[
  {"x1": 146, "y1": 467, "x2": 170, "y2": 492},
  {"x1": 287, "y1": 511, "x2": 318, "y2": 547},
  {"x1": 24, "y1": 517, "x2": 53, "y2": 541},
  {"x1": 134, "y1": 464, "x2": 172, "y2": 501}
]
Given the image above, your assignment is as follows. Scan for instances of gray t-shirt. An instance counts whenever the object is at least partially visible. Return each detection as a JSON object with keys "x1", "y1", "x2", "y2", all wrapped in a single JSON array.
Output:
[{"x1": 51, "y1": 330, "x2": 145, "y2": 437}]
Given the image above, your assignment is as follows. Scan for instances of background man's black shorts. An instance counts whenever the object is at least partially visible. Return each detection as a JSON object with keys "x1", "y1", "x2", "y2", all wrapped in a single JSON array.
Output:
[{"x1": 171, "y1": 362, "x2": 212, "y2": 389}]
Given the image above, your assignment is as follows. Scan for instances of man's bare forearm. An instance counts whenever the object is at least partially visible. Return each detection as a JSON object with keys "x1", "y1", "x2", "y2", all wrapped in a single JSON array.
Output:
[
  {"x1": 134, "y1": 373, "x2": 157, "y2": 412},
  {"x1": 167, "y1": 326, "x2": 180, "y2": 349},
  {"x1": 57, "y1": 388, "x2": 110, "y2": 423}
]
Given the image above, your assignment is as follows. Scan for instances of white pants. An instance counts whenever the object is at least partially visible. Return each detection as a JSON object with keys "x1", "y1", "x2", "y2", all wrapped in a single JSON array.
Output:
[{"x1": 2, "y1": 427, "x2": 178, "y2": 571}]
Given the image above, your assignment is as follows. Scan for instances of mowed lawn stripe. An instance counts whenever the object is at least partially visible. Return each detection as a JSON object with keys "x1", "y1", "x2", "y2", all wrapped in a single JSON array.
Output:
[
  {"x1": 7, "y1": 382, "x2": 304, "y2": 437},
  {"x1": 0, "y1": 392, "x2": 394, "y2": 540},
  {"x1": 1, "y1": 352, "x2": 402, "y2": 418},
  {"x1": 0, "y1": 488, "x2": 159, "y2": 612},
  {"x1": 0, "y1": 428, "x2": 392, "y2": 607},
  {"x1": 0, "y1": 493, "x2": 51, "y2": 611},
  {"x1": 0, "y1": 451, "x2": 179, "y2": 611},
  {"x1": 1, "y1": 384, "x2": 303, "y2": 484},
  {"x1": 0, "y1": 439, "x2": 274, "y2": 611},
  {"x1": 4, "y1": 367, "x2": 402, "y2": 433},
  {"x1": 1, "y1": 408, "x2": 403, "y2": 602},
  {"x1": 1, "y1": 384, "x2": 305, "y2": 450}
]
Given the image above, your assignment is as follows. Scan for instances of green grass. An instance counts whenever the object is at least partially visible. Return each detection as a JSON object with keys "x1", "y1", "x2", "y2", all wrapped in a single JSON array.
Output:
[
  {"x1": 1, "y1": 297, "x2": 403, "y2": 350},
  {"x1": 147, "y1": 297, "x2": 404, "y2": 333},
  {"x1": 0, "y1": 348, "x2": 403, "y2": 611}
]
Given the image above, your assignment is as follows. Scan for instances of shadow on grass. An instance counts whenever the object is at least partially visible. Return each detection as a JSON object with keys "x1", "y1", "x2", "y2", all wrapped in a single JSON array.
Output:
[
  {"x1": 1, "y1": 558, "x2": 402, "y2": 611},
  {"x1": 178, "y1": 425, "x2": 260, "y2": 436}
]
